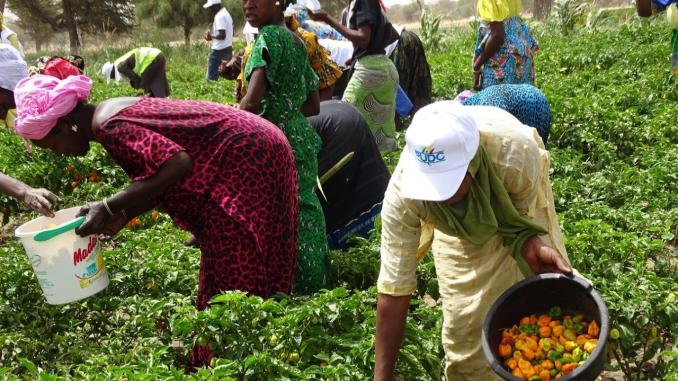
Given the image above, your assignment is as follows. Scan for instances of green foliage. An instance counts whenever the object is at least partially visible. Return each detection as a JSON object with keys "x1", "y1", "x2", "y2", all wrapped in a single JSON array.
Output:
[
  {"x1": 135, "y1": 0, "x2": 209, "y2": 44},
  {"x1": 419, "y1": 10, "x2": 443, "y2": 53},
  {"x1": 0, "y1": 12, "x2": 677, "y2": 381},
  {"x1": 554, "y1": 0, "x2": 589, "y2": 34}
]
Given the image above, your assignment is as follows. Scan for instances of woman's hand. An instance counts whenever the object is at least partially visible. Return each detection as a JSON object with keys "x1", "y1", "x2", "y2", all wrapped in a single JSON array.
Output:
[
  {"x1": 98, "y1": 213, "x2": 130, "y2": 241},
  {"x1": 75, "y1": 202, "x2": 112, "y2": 237},
  {"x1": 219, "y1": 55, "x2": 242, "y2": 80},
  {"x1": 21, "y1": 188, "x2": 61, "y2": 217},
  {"x1": 307, "y1": 9, "x2": 329, "y2": 23},
  {"x1": 522, "y1": 235, "x2": 572, "y2": 274},
  {"x1": 472, "y1": 70, "x2": 483, "y2": 91}
]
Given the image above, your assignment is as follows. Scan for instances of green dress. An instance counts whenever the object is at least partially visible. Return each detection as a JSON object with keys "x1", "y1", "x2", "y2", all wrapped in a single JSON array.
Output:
[{"x1": 245, "y1": 25, "x2": 329, "y2": 294}]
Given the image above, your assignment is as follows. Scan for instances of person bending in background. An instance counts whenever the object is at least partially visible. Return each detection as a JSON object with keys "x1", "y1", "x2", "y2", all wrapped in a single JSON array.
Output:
[
  {"x1": 102, "y1": 47, "x2": 170, "y2": 98},
  {"x1": 0, "y1": 14, "x2": 24, "y2": 58},
  {"x1": 309, "y1": 0, "x2": 400, "y2": 152},
  {"x1": 461, "y1": 84, "x2": 551, "y2": 146},
  {"x1": 240, "y1": 0, "x2": 329, "y2": 294},
  {"x1": 308, "y1": 100, "x2": 390, "y2": 249},
  {"x1": 13, "y1": 75, "x2": 300, "y2": 367},
  {"x1": 374, "y1": 102, "x2": 571, "y2": 381},
  {"x1": 637, "y1": 0, "x2": 678, "y2": 81},
  {"x1": 387, "y1": 26, "x2": 432, "y2": 121},
  {"x1": 472, "y1": 0, "x2": 538, "y2": 91},
  {"x1": 29, "y1": 55, "x2": 85, "y2": 80},
  {"x1": 204, "y1": 0, "x2": 234, "y2": 81}
]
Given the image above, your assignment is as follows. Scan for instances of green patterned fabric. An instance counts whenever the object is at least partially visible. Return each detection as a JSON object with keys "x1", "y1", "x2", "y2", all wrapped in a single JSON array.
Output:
[{"x1": 245, "y1": 25, "x2": 329, "y2": 294}]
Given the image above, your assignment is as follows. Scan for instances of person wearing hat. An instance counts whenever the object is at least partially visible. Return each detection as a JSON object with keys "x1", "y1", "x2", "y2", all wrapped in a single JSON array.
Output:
[
  {"x1": 374, "y1": 102, "x2": 573, "y2": 380},
  {"x1": 204, "y1": 0, "x2": 233, "y2": 81},
  {"x1": 102, "y1": 47, "x2": 170, "y2": 98}
]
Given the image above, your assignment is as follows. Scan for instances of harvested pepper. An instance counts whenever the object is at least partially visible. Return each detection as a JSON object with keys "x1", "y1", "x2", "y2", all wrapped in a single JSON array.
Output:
[{"x1": 498, "y1": 306, "x2": 600, "y2": 380}]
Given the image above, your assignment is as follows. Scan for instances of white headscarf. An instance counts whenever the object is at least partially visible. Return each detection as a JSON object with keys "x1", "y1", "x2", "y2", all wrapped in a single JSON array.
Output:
[
  {"x1": 0, "y1": 43, "x2": 27, "y2": 91},
  {"x1": 101, "y1": 62, "x2": 121, "y2": 84}
]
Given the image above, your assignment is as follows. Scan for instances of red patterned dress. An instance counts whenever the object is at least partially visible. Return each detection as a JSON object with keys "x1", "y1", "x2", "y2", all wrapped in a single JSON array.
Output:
[{"x1": 93, "y1": 98, "x2": 299, "y2": 308}]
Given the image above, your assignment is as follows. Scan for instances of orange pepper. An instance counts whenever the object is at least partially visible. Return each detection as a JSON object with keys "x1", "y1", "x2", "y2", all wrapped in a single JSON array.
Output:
[
  {"x1": 518, "y1": 359, "x2": 532, "y2": 371},
  {"x1": 584, "y1": 339, "x2": 598, "y2": 353},
  {"x1": 562, "y1": 362, "x2": 578, "y2": 374},
  {"x1": 541, "y1": 359, "x2": 554, "y2": 370},
  {"x1": 525, "y1": 337, "x2": 539, "y2": 352},
  {"x1": 576, "y1": 334, "x2": 589, "y2": 346},
  {"x1": 555, "y1": 360, "x2": 562, "y2": 371},
  {"x1": 521, "y1": 348, "x2": 536, "y2": 361},
  {"x1": 520, "y1": 316, "x2": 531, "y2": 326},
  {"x1": 539, "y1": 326, "x2": 551, "y2": 338},
  {"x1": 499, "y1": 343, "x2": 513, "y2": 358},
  {"x1": 538, "y1": 369, "x2": 551, "y2": 381},
  {"x1": 506, "y1": 358, "x2": 518, "y2": 370},
  {"x1": 549, "y1": 320, "x2": 561, "y2": 328},
  {"x1": 502, "y1": 329, "x2": 512, "y2": 339},
  {"x1": 537, "y1": 314, "x2": 552, "y2": 327},
  {"x1": 588, "y1": 320, "x2": 600, "y2": 338},
  {"x1": 512, "y1": 367, "x2": 526, "y2": 380},
  {"x1": 529, "y1": 314, "x2": 538, "y2": 325},
  {"x1": 552, "y1": 325, "x2": 564, "y2": 337}
]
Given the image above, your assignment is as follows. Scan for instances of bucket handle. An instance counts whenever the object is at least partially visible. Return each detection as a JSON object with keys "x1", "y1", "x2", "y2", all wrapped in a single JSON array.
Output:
[{"x1": 33, "y1": 216, "x2": 86, "y2": 242}]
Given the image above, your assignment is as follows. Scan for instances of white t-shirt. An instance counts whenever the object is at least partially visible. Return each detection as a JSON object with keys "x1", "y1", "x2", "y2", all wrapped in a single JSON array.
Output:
[{"x1": 211, "y1": 8, "x2": 233, "y2": 50}]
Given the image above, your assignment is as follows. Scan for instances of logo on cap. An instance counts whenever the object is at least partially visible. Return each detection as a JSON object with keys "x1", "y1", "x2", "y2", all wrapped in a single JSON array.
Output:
[{"x1": 415, "y1": 146, "x2": 446, "y2": 166}]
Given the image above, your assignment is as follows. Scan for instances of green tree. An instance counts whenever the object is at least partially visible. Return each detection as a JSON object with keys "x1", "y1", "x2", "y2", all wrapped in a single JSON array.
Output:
[
  {"x1": 11, "y1": 3, "x2": 55, "y2": 51},
  {"x1": 136, "y1": 0, "x2": 208, "y2": 44},
  {"x1": 8, "y1": 0, "x2": 134, "y2": 54}
]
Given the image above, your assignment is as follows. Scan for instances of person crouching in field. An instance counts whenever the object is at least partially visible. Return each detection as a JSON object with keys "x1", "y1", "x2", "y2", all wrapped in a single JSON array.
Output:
[
  {"x1": 308, "y1": 100, "x2": 390, "y2": 249},
  {"x1": 12, "y1": 74, "x2": 299, "y2": 336},
  {"x1": 460, "y1": 84, "x2": 551, "y2": 147},
  {"x1": 374, "y1": 102, "x2": 572, "y2": 381},
  {"x1": 102, "y1": 47, "x2": 170, "y2": 98}
]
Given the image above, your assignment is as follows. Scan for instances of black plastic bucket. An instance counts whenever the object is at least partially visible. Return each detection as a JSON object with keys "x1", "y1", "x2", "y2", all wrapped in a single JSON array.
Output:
[{"x1": 482, "y1": 273, "x2": 609, "y2": 381}]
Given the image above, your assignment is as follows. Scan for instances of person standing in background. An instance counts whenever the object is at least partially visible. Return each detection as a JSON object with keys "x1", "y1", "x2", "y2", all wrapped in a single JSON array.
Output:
[
  {"x1": 204, "y1": 0, "x2": 234, "y2": 81},
  {"x1": 472, "y1": 0, "x2": 538, "y2": 90},
  {"x1": 637, "y1": 0, "x2": 678, "y2": 81}
]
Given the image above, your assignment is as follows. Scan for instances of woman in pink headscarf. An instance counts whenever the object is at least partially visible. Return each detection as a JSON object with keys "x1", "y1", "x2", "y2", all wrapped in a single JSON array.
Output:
[{"x1": 13, "y1": 74, "x2": 300, "y2": 312}]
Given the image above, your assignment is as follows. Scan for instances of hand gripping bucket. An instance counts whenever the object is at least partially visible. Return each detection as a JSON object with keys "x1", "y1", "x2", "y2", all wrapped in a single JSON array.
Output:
[{"x1": 14, "y1": 206, "x2": 109, "y2": 305}]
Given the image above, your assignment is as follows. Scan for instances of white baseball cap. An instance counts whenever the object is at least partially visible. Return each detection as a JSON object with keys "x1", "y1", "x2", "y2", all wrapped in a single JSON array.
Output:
[
  {"x1": 203, "y1": 0, "x2": 221, "y2": 8},
  {"x1": 400, "y1": 101, "x2": 480, "y2": 201}
]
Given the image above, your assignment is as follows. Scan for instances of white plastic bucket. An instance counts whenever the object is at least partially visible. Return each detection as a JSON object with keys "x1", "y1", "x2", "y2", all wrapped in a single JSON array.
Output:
[{"x1": 14, "y1": 206, "x2": 109, "y2": 305}]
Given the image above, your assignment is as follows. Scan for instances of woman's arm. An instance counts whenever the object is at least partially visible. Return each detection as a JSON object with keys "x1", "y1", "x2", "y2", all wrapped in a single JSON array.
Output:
[
  {"x1": 0, "y1": 172, "x2": 60, "y2": 216},
  {"x1": 240, "y1": 67, "x2": 268, "y2": 115},
  {"x1": 473, "y1": 21, "x2": 505, "y2": 72},
  {"x1": 76, "y1": 152, "x2": 193, "y2": 236},
  {"x1": 117, "y1": 55, "x2": 142, "y2": 88},
  {"x1": 308, "y1": 10, "x2": 372, "y2": 49},
  {"x1": 301, "y1": 89, "x2": 320, "y2": 117}
]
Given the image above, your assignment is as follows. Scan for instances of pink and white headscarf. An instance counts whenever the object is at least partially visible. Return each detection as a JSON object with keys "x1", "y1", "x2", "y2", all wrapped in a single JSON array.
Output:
[{"x1": 13, "y1": 74, "x2": 92, "y2": 141}]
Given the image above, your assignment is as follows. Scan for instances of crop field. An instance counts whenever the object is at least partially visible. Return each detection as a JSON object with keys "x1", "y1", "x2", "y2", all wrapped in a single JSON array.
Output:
[{"x1": 0, "y1": 13, "x2": 676, "y2": 381}]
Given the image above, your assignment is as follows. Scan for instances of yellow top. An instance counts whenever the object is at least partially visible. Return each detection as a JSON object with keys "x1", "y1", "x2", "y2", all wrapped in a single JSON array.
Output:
[
  {"x1": 377, "y1": 105, "x2": 568, "y2": 296},
  {"x1": 477, "y1": 0, "x2": 522, "y2": 22}
]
